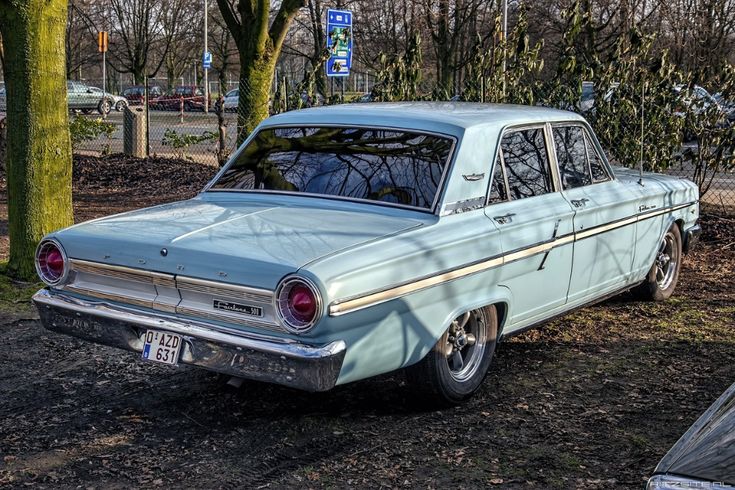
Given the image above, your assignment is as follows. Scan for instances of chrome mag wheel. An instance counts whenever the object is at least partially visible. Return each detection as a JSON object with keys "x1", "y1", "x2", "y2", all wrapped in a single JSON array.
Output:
[
  {"x1": 439, "y1": 310, "x2": 488, "y2": 383},
  {"x1": 656, "y1": 230, "x2": 679, "y2": 290}
]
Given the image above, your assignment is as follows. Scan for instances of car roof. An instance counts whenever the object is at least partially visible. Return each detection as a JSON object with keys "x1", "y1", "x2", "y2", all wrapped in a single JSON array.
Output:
[{"x1": 262, "y1": 102, "x2": 585, "y2": 135}]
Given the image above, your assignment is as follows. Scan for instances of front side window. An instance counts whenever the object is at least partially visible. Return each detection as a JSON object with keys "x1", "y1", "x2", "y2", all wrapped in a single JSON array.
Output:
[
  {"x1": 585, "y1": 133, "x2": 610, "y2": 183},
  {"x1": 553, "y1": 126, "x2": 591, "y2": 189},
  {"x1": 209, "y1": 126, "x2": 454, "y2": 210},
  {"x1": 500, "y1": 128, "x2": 553, "y2": 199}
]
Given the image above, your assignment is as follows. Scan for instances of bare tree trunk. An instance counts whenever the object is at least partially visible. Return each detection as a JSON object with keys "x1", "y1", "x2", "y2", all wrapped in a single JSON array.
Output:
[
  {"x1": 0, "y1": 0, "x2": 74, "y2": 279},
  {"x1": 0, "y1": 117, "x2": 6, "y2": 174}
]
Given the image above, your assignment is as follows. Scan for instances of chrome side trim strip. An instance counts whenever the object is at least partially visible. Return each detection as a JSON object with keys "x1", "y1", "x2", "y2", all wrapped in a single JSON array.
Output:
[
  {"x1": 329, "y1": 255, "x2": 505, "y2": 316},
  {"x1": 329, "y1": 201, "x2": 696, "y2": 316}
]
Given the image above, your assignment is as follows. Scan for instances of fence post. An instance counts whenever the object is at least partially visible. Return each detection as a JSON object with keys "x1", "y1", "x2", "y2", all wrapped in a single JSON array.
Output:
[{"x1": 179, "y1": 95, "x2": 184, "y2": 123}]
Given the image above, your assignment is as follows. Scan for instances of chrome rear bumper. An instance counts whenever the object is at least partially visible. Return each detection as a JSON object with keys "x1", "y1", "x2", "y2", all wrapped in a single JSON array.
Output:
[{"x1": 33, "y1": 289, "x2": 346, "y2": 392}]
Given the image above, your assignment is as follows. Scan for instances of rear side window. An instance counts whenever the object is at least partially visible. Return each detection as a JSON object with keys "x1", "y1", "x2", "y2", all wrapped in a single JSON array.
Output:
[
  {"x1": 500, "y1": 128, "x2": 553, "y2": 199},
  {"x1": 488, "y1": 156, "x2": 508, "y2": 204},
  {"x1": 553, "y1": 126, "x2": 591, "y2": 189}
]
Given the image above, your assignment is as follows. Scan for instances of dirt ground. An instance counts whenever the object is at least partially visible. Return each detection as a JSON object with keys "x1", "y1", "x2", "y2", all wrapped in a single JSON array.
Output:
[{"x1": 0, "y1": 155, "x2": 733, "y2": 489}]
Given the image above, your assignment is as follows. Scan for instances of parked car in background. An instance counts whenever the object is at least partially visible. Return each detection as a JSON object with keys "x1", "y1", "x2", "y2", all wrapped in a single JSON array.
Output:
[
  {"x1": 33, "y1": 103, "x2": 700, "y2": 405},
  {"x1": 153, "y1": 86, "x2": 206, "y2": 111},
  {"x1": 122, "y1": 85, "x2": 163, "y2": 106},
  {"x1": 67, "y1": 80, "x2": 113, "y2": 115},
  {"x1": 356, "y1": 92, "x2": 373, "y2": 103},
  {"x1": 712, "y1": 92, "x2": 735, "y2": 124},
  {"x1": 647, "y1": 381, "x2": 735, "y2": 489},
  {"x1": 0, "y1": 86, "x2": 5, "y2": 112},
  {"x1": 673, "y1": 84, "x2": 725, "y2": 117},
  {"x1": 88, "y1": 87, "x2": 128, "y2": 112},
  {"x1": 580, "y1": 81, "x2": 595, "y2": 112},
  {"x1": 223, "y1": 88, "x2": 238, "y2": 112}
]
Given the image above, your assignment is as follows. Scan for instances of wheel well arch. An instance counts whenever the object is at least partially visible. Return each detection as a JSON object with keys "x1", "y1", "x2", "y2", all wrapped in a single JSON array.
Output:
[{"x1": 493, "y1": 301, "x2": 509, "y2": 338}]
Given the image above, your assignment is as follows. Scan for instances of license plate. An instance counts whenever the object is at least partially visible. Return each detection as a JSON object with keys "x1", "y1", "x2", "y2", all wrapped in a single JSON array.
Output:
[{"x1": 142, "y1": 330, "x2": 182, "y2": 366}]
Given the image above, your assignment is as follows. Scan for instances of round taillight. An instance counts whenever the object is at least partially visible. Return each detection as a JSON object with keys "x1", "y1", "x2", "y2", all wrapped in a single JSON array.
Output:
[
  {"x1": 35, "y1": 240, "x2": 68, "y2": 285},
  {"x1": 276, "y1": 277, "x2": 322, "y2": 333}
]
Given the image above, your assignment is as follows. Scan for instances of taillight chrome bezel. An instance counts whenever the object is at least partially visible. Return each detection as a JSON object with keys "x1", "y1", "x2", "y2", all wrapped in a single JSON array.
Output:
[
  {"x1": 35, "y1": 239, "x2": 69, "y2": 286},
  {"x1": 275, "y1": 275, "x2": 323, "y2": 334}
]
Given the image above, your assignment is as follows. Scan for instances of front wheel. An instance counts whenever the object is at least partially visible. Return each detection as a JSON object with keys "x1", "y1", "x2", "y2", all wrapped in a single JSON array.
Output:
[
  {"x1": 115, "y1": 100, "x2": 127, "y2": 112},
  {"x1": 406, "y1": 306, "x2": 498, "y2": 406},
  {"x1": 633, "y1": 224, "x2": 682, "y2": 301},
  {"x1": 98, "y1": 99, "x2": 111, "y2": 115}
]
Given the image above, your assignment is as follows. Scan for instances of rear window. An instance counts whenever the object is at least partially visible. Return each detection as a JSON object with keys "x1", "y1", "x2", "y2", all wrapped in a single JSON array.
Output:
[{"x1": 209, "y1": 126, "x2": 454, "y2": 210}]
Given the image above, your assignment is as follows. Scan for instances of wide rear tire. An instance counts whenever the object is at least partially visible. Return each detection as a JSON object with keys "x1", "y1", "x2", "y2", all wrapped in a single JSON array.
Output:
[
  {"x1": 633, "y1": 224, "x2": 682, "y2": 301},
  {"x1": 406, "y1": 305, "x2": 498, "y2": 406}
]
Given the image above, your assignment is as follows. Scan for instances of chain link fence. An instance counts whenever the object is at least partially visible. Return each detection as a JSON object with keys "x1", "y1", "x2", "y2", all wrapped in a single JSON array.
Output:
[{"x1": 60, "y1": 77, "x2": 735, "y2": 214}]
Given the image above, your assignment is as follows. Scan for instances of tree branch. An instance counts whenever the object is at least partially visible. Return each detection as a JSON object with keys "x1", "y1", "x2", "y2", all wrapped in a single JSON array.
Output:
[{"x1": 269, "y1": 0, "x2": 306, "y2": 54}]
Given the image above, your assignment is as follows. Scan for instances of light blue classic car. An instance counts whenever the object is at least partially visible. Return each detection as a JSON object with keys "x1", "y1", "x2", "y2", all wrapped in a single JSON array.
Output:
[{"x1": 33, "y1": 103, "x2": 701, "y2": 404}]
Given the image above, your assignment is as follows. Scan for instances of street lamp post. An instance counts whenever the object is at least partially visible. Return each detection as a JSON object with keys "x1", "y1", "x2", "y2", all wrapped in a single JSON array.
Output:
[{"x1": 501, "y1": 0, "x2": 507, "y2": 99}]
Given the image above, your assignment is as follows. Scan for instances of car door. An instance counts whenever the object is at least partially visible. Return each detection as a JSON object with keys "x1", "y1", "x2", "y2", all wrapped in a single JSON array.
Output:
[
  {"x1": 67, "y1": 81, "x2": 81, "y2": 109},
  {"x1": 485, "y1": 126, "x2": 576, "y2": 331},
  {"x1": 551, "y1": 123, "x2": 639, "y2": 304}
]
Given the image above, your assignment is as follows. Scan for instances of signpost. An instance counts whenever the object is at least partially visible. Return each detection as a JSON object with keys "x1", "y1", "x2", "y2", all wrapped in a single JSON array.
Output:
[
  {"x1": 203, "y1": 0, "x2": 210, "y2": 113},
  {"x1": 326, "y1": 9, "x2": 352, "y2": 77},
  {"x1": 98, "y1": 31, "x2": 109, "y2": 119}
]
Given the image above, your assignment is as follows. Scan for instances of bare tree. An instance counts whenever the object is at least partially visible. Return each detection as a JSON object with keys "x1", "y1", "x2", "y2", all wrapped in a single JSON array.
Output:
[
  {"x1": 160, "y1": 0, "x2": 201, "y2": 88},
  {"x1": 66, "y1": 0, "x2": 99, "y2": 79},
  {"x1": 105, "y1": 0, "x2": 179, "y2": 83}
]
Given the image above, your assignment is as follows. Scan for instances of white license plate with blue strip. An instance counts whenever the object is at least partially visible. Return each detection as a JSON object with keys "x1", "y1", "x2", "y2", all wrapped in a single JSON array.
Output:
[{"x1": 142, "y1": 330, "x2": 182, "y2": 366}]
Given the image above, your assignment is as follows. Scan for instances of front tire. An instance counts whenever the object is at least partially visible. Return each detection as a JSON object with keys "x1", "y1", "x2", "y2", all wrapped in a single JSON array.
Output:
[
  {"x1": 633, "y1": 224, "x2": 682, "y2": 301},
  {"x1": 406, "y1": 306, "x2": 498, "y2": 406},
  {"x1": 98, "y1": 99, "x2": 111, "y2": 115},
  {"x1": 115, "y1": 100, "x2": 127, "y2": 112}
]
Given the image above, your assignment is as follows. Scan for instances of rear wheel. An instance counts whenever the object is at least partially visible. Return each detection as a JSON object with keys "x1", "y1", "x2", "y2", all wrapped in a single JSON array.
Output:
[
  {"x1": 406, "y1": 306, "x2": 498, "y2": 406},
  {"x1": 633, "y1": 224, "x2": 682, "y2": 301}
]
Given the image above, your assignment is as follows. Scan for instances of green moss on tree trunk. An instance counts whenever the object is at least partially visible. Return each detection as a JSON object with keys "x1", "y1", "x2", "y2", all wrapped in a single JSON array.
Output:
[
  {"x1": 0, "y1": 0, "x2": 74, "y2": 279},
  {"x1": 237, "y1": 57, "x2": 275, "y2": 144}
]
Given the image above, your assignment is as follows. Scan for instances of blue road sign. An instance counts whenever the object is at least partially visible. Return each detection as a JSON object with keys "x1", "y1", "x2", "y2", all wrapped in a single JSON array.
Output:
[
  {"x1": 326, "y1": 9, "x2": 352, "y2": 77},
  {"x1": 203, "y1": 51, "x2": 212, "y2": 70}
]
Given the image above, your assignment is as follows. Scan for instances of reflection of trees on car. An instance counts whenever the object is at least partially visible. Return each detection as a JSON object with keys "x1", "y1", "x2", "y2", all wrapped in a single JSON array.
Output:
[{"x1": 212, "y1": 127, "x2": 452, "y2": 207}]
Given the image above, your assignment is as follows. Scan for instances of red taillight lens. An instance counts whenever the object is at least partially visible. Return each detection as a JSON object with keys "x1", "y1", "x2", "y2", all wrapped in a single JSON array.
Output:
[
  {"x1": 36, "y1": 240, "x2": 67, "y2": 285},
  {"x1": 289, "y1": 285, "x2": 317, "y2": 323},
  {"x1": 276, "y1": 277, "x2": 322, "y2": 333}
]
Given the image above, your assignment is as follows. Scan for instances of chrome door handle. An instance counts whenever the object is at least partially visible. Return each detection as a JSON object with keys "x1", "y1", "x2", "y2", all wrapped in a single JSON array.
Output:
[
  {"x1": 493, "y1": 213, "x2": 516, "y2": 224},
  {"x1": 571, "y1": 198, "x2": 590, "y2": 208}
]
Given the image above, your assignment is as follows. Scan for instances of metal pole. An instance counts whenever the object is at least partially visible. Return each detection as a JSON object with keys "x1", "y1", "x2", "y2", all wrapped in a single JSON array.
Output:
[
  {"x1": 639, "y1": 83, "x2": 645, "y2": 185},
  {"x1": 145, "y1": 74, "x2": 150, "y2": 157},
  {"x1": 102, "y1": 49, "x2": 107, "y2": 120},
  {"x1": 203, "y1": 0, "x2": 209, "y2": 113},
  {"x1": 501, "y1": 0, "x2": 508, "y2": 99}
]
